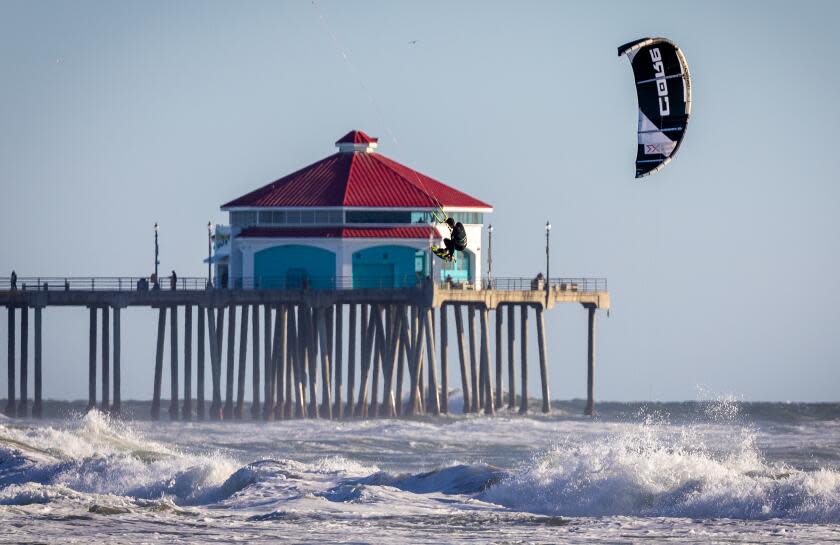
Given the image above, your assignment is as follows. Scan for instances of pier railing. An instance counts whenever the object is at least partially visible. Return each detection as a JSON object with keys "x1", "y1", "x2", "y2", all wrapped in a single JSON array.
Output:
[{"x1": 0, "y1": 275, "x2": 607, "y2": 293}]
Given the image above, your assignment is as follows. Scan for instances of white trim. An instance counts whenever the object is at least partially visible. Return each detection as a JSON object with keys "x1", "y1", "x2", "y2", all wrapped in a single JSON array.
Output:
[{"x1": 222, "y1": 205, "x2": 493, "y2": 212}]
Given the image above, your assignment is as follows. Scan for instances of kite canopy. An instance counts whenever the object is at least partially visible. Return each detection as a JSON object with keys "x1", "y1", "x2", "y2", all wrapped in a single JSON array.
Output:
[{"x1": 618, "y1": 37, "x2": 692, "y2": 178}]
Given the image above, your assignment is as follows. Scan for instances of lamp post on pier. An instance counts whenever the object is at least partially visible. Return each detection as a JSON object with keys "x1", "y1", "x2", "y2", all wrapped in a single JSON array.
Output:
[
  {"x1": 207, "y1": 222, "x2": 213, "y2": 288},
  {"x1": 487, "y1": 224, "x2": 493, "y2": 289},
  {"x1": 545, "y1": 220, "x2": 551, "y2": 303},
  {"x1": 154, "y1": 222, "x2": 160, "y2": 282}
]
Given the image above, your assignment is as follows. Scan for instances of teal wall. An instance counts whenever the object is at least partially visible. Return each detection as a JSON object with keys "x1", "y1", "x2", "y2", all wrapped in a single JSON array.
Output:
[
  {"x1": 254, "y1": 244, "x2": 336, "y2": 289},
  {"x1": 439, "y1": 249, "x2": 472, "y2": 283},
  {"x1": 352, "y1": 245, "x2": 425, "y2": 288}
]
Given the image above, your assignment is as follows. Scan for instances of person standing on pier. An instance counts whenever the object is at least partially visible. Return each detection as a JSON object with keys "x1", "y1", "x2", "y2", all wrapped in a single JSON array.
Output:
[
  {"x1": 170, "y1": 270, "x2": 177, "y2": 290},
  {"x1": 10, "y1": 270, "x2": 17, "y2": 290}
]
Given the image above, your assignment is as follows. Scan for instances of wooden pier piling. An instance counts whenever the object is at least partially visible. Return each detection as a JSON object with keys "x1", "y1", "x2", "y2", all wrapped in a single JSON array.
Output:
[
  {"x1": 467, "y1": 305, "x2": 479, "y2": 413},
  {"x1": 439, "y1": 306, "x2": 449, "y2": 414},
  {"x1": 333, "y1": 304, "x2": 343, "y2": 418},
  {"x1": 494, "y1": 307, "x2": 503, "y2": 410},
  {"x1": 506, "y1": 304, "x2": 515, "y2": 410},
  {"x1": 196, "y1": 306, "x2": 205, "y2": 420},
  {"x1": 536, "y1": 306, "x2": 550, "y2": 413},
  {"x1": 113, "y1": 306, "x2": 121, "y2": 414},
  {"x1": 519, "y1": 305, "x2": 528, "y2": 414},
  {"x1": 235, "y1": 305, "x2": 248, "y2": 419},
  {"x1": 479, "y1": 306, "x2": 494, "y2": 415},
  {"x1": 5, "y1": 307, "x2": 14, "y2": 416},
  {"x1": 585, "y1": 305, "x2": 596, "y2": 416},
  {"x1": 250, "y1": 303, "x2": 260, "y2": 419},
  {"x1": 18, "y1": 307, "x2": 28, "y2": 417},
  {"x1": 89, "y1": 306, "x2": 97, "y2": 411},
  {"x1": 183, "y1": 305, "x2": 192, "y2": 420},
  {"x1": 101, "y1": 306, "x2": 109, "y2": 413},
  {"x1": 151, "y1": 307, "x2": 165, "y2": 420},
  {"x1": 169, "y1": 306, "x2": 179, "y2": 420},
  {"x1": 33, "y1": 307, "x2": 43, "y2": 418},
  {"x1": 224, "y1": 305, "x2": 235, "y2": 419},
  {"x1": 453, "y1": 305, "x2": 470, "y2": 414}
]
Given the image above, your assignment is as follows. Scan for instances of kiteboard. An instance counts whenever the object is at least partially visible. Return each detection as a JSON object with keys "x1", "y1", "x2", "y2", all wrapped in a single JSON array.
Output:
[{"x1": 431, "y1": 245, "x2": 454, "y2": 263}]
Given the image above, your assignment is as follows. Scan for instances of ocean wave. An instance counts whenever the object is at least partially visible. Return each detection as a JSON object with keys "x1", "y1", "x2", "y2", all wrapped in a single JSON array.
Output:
[{"x1": 480, "y1": 416, "x2": 840, "y2": 522}]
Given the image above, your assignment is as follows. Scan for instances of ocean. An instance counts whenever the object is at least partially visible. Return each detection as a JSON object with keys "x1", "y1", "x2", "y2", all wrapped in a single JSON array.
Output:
[{"x1": 1, "y1": 399, "x2": 838, "y2": 544}]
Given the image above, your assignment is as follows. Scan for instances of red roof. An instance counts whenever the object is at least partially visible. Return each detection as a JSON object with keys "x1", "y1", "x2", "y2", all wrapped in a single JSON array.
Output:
[
  {"x1": 238, "y1": 226, "x2": 439, "y2": 239},
  {"x1": 222, "y1": 132, "x2": 491, "y2": 209},
  {"x1": 335, "y1": 130, "x2": 378, "y2": 145}
]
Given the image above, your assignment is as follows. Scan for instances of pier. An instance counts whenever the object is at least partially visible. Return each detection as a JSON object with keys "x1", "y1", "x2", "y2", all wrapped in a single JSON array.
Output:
[{"x1": 0, "y1": 276, "x2": 608, "y2": 419}]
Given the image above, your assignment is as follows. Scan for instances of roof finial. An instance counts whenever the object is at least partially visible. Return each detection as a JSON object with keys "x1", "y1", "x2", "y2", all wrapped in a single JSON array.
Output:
[{"x1": 336, "y1": 130, "x2": 378, "y2": 153}]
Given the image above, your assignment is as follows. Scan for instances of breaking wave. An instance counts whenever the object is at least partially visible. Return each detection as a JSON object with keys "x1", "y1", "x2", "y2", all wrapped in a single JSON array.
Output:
[{"x1": 481, "y1": 412, "x2": 840, "y2": 522}]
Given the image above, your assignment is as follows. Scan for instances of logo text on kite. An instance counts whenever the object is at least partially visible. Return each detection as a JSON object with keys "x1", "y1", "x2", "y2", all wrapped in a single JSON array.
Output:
[{"x1": 650, "y1": 48, "x2": 670, "y2": 116}]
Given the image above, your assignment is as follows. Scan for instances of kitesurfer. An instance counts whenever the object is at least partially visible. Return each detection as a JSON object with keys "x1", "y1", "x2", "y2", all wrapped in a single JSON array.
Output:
[{"x1": 434, "y1": 217, "x2": 467, "y2": 262}]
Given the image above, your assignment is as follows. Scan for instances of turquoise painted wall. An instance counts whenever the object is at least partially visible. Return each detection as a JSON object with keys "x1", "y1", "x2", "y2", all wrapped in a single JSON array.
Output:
[
  {"x1": 254, "y1": 245, "x2": 336, "y2": 289},
  {"x1": 439, "y1": 249, "x2": 472, "y2": 283},
  {"x1": 352, "y1": 245, "x2": 425, "y2": 288}
]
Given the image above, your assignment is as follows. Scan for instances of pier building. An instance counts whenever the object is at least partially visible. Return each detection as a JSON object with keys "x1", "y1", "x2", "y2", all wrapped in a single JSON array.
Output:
[{"x1": 213, "y1": 131, "x2": 490, "y2": 291}]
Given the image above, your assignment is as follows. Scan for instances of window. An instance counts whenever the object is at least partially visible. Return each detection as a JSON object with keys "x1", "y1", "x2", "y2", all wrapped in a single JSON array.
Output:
[
  {"x1": 447, "y1": 212, "x2": 484, "y2": 225},
  {"x1": 230, "y1": 211, "x2": 257, "y2": 227}
]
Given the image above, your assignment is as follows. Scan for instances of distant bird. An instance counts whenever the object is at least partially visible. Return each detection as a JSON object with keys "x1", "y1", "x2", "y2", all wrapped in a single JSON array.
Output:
[{"x1": 408, "y1": 40, "x2": 419, "y2": 45}]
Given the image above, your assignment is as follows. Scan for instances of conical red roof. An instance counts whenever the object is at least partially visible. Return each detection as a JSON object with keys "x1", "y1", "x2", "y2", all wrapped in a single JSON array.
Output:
[{"x1": 222, "y1": 132, "x2": 491, "y2": 209}]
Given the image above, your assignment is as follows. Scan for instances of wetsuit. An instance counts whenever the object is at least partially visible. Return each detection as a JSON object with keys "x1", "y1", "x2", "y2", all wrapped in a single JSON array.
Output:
[{"x1": 443, "y1": 221, "x2": 467, "y2": 258}]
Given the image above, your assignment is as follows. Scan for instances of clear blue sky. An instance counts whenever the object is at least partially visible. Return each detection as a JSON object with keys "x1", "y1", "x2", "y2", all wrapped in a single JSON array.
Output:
[{"x1": 1, "y1": 0, "x2": 838, "y2": 402}]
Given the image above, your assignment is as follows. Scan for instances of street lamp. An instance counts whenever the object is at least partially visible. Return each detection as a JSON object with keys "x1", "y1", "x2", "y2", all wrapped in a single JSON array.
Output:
[
  {"x1": 487, "y1": 224, "x2": 493, "y2": 288},
  {"x1": 545, "y1": 220, "x2": 551, "y2": 302},
  {"x1": 154, "y1": 222, "x2": 160, "y2": 281},
  {"x1": 207, "y1": 222, "x2": 213, "y2": 288}
]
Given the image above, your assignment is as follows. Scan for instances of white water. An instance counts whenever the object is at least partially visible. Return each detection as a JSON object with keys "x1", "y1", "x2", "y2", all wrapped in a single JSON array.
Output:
[{"x1": 1, "y1": 403, "x2": 839, "y2": 543}]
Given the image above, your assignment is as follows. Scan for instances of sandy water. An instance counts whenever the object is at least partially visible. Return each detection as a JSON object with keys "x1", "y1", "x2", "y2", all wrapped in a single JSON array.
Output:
[{"x1": 1, "y1": 400, "x2": 839, "y2": 544}]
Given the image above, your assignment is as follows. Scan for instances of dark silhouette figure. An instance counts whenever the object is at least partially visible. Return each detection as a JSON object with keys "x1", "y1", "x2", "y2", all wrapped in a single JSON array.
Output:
[
  {"x1": 170, "y1": 270, "x2": 177, "y2": 290},
  {"x1": 10, "y1": 270, "x2": 17, "y2": 290}
]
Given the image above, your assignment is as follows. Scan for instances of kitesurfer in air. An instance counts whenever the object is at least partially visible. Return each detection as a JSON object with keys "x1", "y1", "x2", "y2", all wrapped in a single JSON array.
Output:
[{"x1": 433, "y1": 217, "x2": 467, "y2": 262}]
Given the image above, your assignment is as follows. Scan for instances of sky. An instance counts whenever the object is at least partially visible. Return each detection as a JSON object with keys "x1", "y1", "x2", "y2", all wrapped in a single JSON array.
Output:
[{"x1": 1, "y1": 0, "x2": 838, "y2": 403}]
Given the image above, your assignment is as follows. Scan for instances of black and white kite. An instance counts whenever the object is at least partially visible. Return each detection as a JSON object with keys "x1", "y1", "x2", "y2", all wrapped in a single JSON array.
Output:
[{"x1": 618, "y1": 37, "x2": 691, "y2": 178}]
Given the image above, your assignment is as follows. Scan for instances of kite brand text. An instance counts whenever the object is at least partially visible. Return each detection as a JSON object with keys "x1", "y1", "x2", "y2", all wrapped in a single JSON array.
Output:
[{"x1": 650, "y1": 48, "x2": 670, "y2": 116}]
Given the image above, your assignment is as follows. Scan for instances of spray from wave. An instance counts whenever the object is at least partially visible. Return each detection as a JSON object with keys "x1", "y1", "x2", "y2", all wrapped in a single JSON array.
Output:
[
  {"x1": 481, "y1": 402, "x2": 840, "y2": 522},
  {"x1": 0, "y1": 410, "x2": 239, "y2": 506}
]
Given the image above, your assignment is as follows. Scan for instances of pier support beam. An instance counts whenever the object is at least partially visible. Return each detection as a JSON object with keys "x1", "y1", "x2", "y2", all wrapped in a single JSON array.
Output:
[
  {"x1": 495, "y1": 307, "x2": 503, "y2": 409},
  {"x1": 183, "y1": 305, "x2": 192, "y2": 421},
  {"x1": 208, "y1": 306, "x2": 223, "y2": 420},
  {"x1": 151, "y1": 307, "x2": 165, "y2": 420},
  {"x1": 467, "y1": 305, "x2": 479, "y2": 413},
  {"x1": 113, "y1": 306, "x2": 121, "y2": 414},
  {"x1": 235, "y1": 305, "x2": 249, "y2": 419},
  {"x1": 453, "y1": 305, "x2": 470, "y2": 414},
  {"x1": 169, "y1": 306, "x2": 179, "y2": 420},
  {"x1": 88, "y1": 306, "x2": 97, "y2": 412},
  {"x1": 584, "y1": 305, "x2": 596, "y2": 416},
  {"x1": 439, "y1": 306, "x2": 448, "y2": 414},
  {"x1": 18, "y1": 307, "x2": 28, "y2": 417},
  {"x1": 275, "y1": 306, "x2": 287, "y2": 419},
  {"x1": 250, "y1": 304, "x2": 260, "y2": 419},
  {"x1": 5, "y1": 307, "x2": 14, "y2": 416},
  {"x1": 507, "y1": 305, "x2": 515, "y2": 410},
  {"x1": 536, "y1": 306, "x2": 550, "y2": 413},
  {"x1": 224, "y1": 306, "x2": 235, "y2": 419},
  {"x1": 17, "y1": 307, "x2": 29, "y2": 417},
  {"x1": 424, "y1": 308, "x2": 440, "y2": 416},
  {"x1": 334, "y1": 304, "x2": 343, "y2": 418},
  {"x1": 196, "y1": 306, "x2": 205, "y2": 420},
  {"x1": 101, "y1": 306, "x2": 109, "y2": 413},
  {"x1": 479, "y1": 306, "x2": 494, "y2": 415},
  {"x1": 519, "y1": 305, "x2": 528, "y2": 414},
  {"x1": 33, "y1": 307, "x2": 42, "y2": 418},
  {"x1": 346, "y1": 304, "x2": 357, "y2": 417},
  {"x1": 317, "y1": 308, "x2": 333, "y2": 419},
  {"x1": 263, "y1": 305, "x2": 274, "y2": 420}
]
